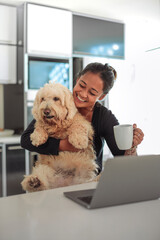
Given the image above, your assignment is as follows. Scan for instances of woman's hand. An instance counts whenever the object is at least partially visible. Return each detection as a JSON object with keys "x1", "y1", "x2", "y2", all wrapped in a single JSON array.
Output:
[
  {"x1": 59, "y1": 138, "x2": 80, "y2": 152},
  {"x1": 125, "y1": 123, "x2": 144, "y2": 156},
  {"x1": 133, "y1": 123, "x2": 144, "y2": 147}
]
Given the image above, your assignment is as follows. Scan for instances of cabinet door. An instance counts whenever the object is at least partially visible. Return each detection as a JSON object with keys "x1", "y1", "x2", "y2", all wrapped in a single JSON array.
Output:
[
  {"x1": 0, "y1": 5, "x2": 17, "y2": 44},
  {"x1": 27, "y1": 4, "x2": 72, "y2": 56},
  {"x1": 6, "y1": 144, "x2": 25, "y2": 196},
  {"x1": 0, "y1": 45, "x2": 17, "y2": 84}
]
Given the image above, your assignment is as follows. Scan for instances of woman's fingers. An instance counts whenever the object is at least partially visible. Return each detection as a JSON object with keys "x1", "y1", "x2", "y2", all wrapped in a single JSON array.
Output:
[{"x1": 133, "y1": 125, "x2": 144, "y2": 147}]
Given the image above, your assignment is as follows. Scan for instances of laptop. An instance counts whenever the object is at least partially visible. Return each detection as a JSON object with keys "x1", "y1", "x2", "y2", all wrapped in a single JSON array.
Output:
[{"x1": 64, "y1": 155, "x2": 160, "y2": 209}]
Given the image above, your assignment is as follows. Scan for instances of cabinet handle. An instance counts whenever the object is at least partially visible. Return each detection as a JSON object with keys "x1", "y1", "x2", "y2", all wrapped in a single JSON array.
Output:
[{"x1": 8, "y1": 146, "x2": 22, "y2": 150}]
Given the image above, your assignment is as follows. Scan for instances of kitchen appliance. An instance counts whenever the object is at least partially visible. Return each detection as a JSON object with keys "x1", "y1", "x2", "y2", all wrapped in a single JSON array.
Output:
[{"x1": 28, "y1": 56, "x2": 70, "y2": 90}]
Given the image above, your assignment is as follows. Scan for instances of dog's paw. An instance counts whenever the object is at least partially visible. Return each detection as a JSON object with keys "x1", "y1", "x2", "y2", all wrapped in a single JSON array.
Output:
[
  {"x1": 21, "y1": 175, "x2": 44, "y2": 192},
  {"x1": 68, "y1": 134, "x2": 88, "y2": 149},
  {"x1": 93, "y1": 174, "x2": 101, "y2": 182},
  {"x1": 28, "y1": 176, "x2": 41, "y2": 188},
  {"x1": 30, "y1": 131, "x2": 48, "y2": 146}
]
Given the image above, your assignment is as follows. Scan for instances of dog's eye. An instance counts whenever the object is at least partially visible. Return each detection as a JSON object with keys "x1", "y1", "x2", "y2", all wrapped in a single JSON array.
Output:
[
  {"x1": 53, "y1": 97, "x2": 59, "y2": 101},
  {"x1": 41, "y1": 97, "x2": 45, "y2": 102}
]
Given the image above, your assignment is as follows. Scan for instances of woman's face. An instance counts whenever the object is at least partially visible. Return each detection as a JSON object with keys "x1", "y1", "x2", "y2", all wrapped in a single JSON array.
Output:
[{"x1": 73, "y1": 72, "x2": 105, "y2": 110}]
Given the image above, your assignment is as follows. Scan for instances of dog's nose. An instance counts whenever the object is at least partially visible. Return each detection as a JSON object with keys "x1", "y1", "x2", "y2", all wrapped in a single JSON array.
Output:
[{"x1": 44, "y1": 108, "x2": 51, "y2": 116}]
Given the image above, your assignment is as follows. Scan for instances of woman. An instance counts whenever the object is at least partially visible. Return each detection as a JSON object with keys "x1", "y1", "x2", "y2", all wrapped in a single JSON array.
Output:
[{"x1": 21, "y1": 62, "x2": 144, "y2": 173}]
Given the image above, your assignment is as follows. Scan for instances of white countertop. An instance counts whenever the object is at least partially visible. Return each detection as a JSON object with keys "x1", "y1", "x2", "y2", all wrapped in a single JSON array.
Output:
[
  {"x1": 0, "y1": 135, "x2": 21, "y2": 144},
  {"x1": 0, "y1": 182, "x2": 160, "y2": 240}
]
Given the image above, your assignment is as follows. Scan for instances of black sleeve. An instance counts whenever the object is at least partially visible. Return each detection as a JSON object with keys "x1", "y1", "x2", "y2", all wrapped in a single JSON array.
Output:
[
  {"x1": 98, "y1": 105, "x2": 125, "y2": 156},
  {"x1": 20, "y1": 119, "x2": 60, "y2": 155}
]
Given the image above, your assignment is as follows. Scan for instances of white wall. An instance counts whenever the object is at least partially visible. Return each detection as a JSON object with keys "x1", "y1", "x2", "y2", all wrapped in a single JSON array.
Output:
[{"x1": 109, "y1": 19, "x2": 160, "y2": 155}]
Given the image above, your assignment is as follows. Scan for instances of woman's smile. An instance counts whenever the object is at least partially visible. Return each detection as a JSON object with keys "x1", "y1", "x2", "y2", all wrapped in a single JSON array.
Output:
[
  {"x1": 73, "y1": 72, "x2": 104, "y2": 109},
  {"x1": 76, "y1": 93, "x2": 87, "y2": 103}
]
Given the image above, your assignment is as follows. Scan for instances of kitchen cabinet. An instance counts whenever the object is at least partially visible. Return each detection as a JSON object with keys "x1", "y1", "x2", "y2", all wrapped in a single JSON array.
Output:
[
  {"x1": 27, "y1": 3, "x2": 72, "y2": 56},
  {"x1": 0, "y1": 136, "x2": 25, "y2": 197},
  {"x1": 0, "y1": 45, "x2": 17, "y2": 84},
  {"x1": 6, "y1": 144, "x2": 25, "y2": 196},
  {"x1": 0, "y1": 5, "x2": 17, "y2": 44}
]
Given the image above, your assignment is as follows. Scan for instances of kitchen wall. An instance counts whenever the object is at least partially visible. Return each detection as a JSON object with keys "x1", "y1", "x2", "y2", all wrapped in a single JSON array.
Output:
[{"x1": 109, "y1": 19, "x2": 160, "y2": 155}]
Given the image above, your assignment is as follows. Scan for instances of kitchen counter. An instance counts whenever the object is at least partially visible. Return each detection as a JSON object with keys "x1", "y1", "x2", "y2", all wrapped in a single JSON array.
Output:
[
  {"x1": 0, "y1": 135, "x2": 21, "y2": 144},
  {"x1": 0, "y1": 182, "x2": 160, "y2": 240}
]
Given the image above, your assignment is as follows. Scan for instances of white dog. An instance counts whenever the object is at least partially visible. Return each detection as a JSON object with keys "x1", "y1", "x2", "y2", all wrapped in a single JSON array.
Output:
[{"x1": 21, "y1": 82, "x2": 98, "y2": 192}]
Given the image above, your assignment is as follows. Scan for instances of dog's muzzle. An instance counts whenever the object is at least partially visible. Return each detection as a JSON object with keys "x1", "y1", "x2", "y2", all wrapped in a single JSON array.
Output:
[{"x1": 43, "y1": 108, "x2": 54, "y2": 119}]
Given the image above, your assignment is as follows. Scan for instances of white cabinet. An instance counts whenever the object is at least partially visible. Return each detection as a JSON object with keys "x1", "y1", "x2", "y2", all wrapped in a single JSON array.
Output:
[
  {"x1": 27, "y1": 4, "x2": 72, "y2": 56},
  {"x1": 0, "y1": 45, "x2": 17, "y2": 84},
  {"x1": 0, "y1": 5, "x2": 17, "y2": 44},
  {"x1": 0, "y1": 5, "x2": 17, "y2": 84}
]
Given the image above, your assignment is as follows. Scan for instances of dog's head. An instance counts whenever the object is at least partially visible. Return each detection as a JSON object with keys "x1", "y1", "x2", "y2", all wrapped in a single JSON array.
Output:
[{"x1": 32, "y1": 82, "x2": 77, "y2": 123}]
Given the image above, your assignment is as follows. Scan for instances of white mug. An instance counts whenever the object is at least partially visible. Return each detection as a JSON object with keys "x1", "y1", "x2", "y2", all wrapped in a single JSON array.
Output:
[{"x1": 113, "y1": 124, "x2": 133, "y2": 150}]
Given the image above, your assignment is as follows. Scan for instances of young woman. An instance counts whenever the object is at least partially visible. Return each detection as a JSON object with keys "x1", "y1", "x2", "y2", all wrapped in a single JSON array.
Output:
[{"x1": 21, "y1": 62, "x2": 144, "y2": 174}]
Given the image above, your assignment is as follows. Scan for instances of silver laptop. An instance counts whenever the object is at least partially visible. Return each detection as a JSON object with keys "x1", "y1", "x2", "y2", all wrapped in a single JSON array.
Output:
[{"x1": 64, "y1": 155, "x2": 160, "y2": 209}]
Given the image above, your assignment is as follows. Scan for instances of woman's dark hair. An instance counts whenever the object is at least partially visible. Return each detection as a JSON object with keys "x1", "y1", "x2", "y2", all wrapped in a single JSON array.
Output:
[{"x1": 76, "y1": 62, "x2": 117, "y2": 94}]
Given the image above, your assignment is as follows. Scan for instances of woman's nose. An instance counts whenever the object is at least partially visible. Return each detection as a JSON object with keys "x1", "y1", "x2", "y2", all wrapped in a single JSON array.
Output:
[{"x1": 81, "y1": 89, "x2": 88, "y2": 98}]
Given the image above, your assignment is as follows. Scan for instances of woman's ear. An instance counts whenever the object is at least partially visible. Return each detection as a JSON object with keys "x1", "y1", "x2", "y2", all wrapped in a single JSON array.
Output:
[{"x1": 98, "y1": 93, "x2": 107, "y2": 101}]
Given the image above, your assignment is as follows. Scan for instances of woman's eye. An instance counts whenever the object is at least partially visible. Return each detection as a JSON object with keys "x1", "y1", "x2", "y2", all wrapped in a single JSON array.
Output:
[
  {"x1": 53, "y1": 97, "x2": 59, "y2": 101},
  {"x1": 79, "y1": 83, "x2": 85, "y2": 88},
  {"x1": 90, "y1": 92, "x2": 96, "y2": 96}
]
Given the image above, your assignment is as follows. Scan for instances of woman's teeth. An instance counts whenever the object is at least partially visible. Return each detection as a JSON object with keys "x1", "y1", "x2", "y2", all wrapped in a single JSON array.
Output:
[{"x1": 77, "y1": 95, "x2": 86, "y2": 102}]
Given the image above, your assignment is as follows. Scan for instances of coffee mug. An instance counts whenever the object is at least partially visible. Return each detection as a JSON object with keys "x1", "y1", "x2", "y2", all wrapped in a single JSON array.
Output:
[{"x1": 113, "y1": 124, "x2": 133, "y2": 150}]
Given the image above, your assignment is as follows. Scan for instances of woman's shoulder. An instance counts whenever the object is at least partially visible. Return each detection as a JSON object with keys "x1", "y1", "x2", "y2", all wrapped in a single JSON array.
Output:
[
  {"x1": 94, "y1": 102, "x2": 115, "y2": 117},
  {"x1": 93, "y1": 102, "x2": 119, "y2": 126}
]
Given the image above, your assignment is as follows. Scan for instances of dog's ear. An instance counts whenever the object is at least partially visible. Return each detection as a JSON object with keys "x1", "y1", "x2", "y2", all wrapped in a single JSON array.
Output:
[
  {"x1": 63, "y1": 88, "x2": 77, "y2": 120},
  {"x1": 32, "y1": 90, "x2": 41, "y2": 121}
]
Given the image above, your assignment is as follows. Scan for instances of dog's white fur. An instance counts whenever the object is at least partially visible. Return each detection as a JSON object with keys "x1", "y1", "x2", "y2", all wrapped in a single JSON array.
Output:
[{"x1": 21, "y1": 82, "x2": 98, "y2": 192}]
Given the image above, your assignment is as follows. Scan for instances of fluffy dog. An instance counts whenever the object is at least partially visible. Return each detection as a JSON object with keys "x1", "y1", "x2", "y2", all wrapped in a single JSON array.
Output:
[{"x1": 21, "y1": 82, "x2": 98, "y2": 192}]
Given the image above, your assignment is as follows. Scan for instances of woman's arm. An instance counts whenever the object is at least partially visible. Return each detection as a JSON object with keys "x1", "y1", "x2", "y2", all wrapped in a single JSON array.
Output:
[
  {"x1": 59, "y1": 138, "x2": 79, "y2": 152},
  {"x1": 99, "y1": 109, "x2": 125, "y2": 156},
  {"x1": 98, "y1": 107, "x2": 144, "y2": 157},
  {"x1": 21, "y1": 119, "x2": 60, "y2": 155}
]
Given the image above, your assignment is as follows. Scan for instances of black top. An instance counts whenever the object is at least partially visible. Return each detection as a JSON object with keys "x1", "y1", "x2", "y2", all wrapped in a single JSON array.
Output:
[{"x1": 21, "y1": 102, "x2": 124, "y2": 173}]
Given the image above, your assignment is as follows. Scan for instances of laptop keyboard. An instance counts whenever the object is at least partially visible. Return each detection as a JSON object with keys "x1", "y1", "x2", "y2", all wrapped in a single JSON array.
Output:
[{"x1": 78, "y1": 196, "x2": 93, "y2": 204}]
